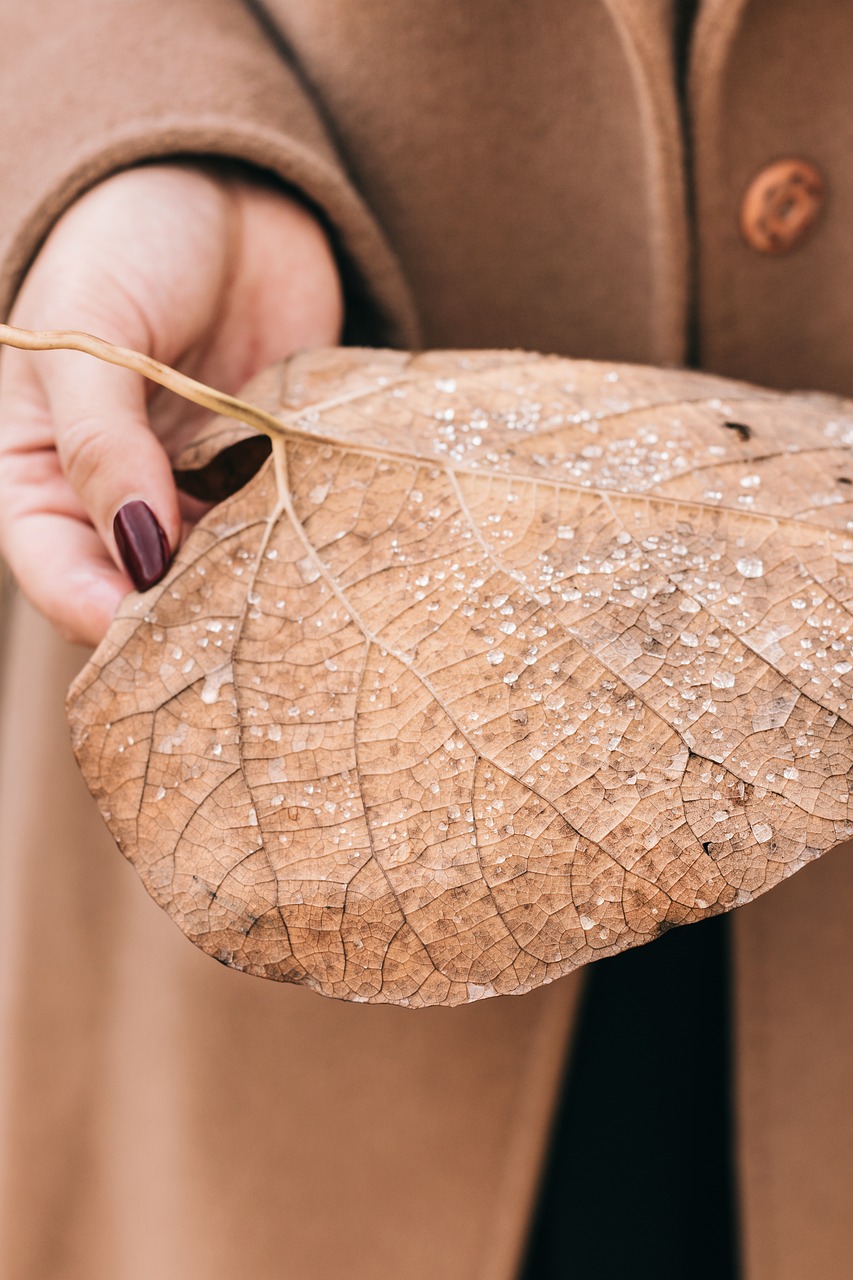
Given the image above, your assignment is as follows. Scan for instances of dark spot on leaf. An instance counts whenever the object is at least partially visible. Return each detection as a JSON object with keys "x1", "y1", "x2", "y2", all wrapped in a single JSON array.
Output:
[
  {"x1": 723, "y1": 421, "x2": 752, "y2": 442},
  {"x1": 838, "y1": 476, "x2": 852, "y2": 486},
  {"x1": 192, "y1": 875, "x2": 218, "y2": 901}
]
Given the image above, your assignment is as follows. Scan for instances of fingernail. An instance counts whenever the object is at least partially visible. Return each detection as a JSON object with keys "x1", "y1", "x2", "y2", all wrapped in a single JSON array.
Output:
[{"x1": 113, "y1": 500, "x2": 171, "y2": 591}]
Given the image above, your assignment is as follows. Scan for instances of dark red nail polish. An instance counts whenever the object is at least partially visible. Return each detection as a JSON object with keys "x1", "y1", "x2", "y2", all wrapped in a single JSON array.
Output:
[{"x1": 113, "y1": 500, "x2": 171, "y2": 591}]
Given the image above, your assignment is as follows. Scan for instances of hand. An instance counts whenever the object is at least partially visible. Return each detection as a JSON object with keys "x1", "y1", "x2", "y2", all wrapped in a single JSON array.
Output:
[{"x1": 0, "y1": 162, "x2": 343, "y2": 646}]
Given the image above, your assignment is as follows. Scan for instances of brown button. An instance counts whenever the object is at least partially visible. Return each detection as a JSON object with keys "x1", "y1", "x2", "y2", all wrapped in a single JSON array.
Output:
[{"x1": 739, "y1": 158, "x2": 826, "y2": 254}]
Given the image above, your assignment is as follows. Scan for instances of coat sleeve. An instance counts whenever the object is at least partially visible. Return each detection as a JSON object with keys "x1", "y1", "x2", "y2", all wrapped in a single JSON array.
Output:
[{"x1": 0, "y1": 0, "x2": 418, "y2": 346}]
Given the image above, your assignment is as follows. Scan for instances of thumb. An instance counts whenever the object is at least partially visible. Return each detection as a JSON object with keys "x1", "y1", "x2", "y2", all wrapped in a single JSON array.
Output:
[{"x1": 41, "y1": 347, "x2": 180, "y2": 590}]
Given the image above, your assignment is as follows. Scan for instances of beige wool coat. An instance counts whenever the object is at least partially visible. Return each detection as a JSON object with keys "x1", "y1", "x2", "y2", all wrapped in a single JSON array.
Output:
[{"x1": 1, "y1": 1, "x2": 853, "y2": 1276}]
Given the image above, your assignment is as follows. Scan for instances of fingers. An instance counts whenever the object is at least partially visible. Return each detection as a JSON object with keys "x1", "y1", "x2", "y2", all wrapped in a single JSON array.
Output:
[
  {"x1": 0, "y1": 386, "x2": 128, "y2": 644},
  {"x1": 0, "y1": 161, "x2": 346, "y2": 648},
  {"x1": 4, "y1": 508, "x2": 128, "y2": 648},
  {"x1": 39, "y1": 348, "x2": 181, "y2": 581},
  {"x1": 0, "y1": 343, "x2": 178, "y2": 646},
  {"x1": 0, "y1": 164, "x2": 235, "y2": 633}
]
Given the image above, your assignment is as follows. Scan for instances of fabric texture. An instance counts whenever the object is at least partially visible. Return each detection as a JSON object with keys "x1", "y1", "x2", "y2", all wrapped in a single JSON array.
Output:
[
  {"x1": 0, "y1": 596, "x2": 580, "y2": 1280},
  {"x1": 2, "y1": 1, "x2": 853, "y2": 1276},
  {"x1": 0, "y1": 0, "x2": 418, "y2": 347}
]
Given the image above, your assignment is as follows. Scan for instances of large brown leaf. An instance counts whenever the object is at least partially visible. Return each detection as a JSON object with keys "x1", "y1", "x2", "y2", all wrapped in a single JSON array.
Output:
[{"x1": 67, "y1": 348, "x2": 853, "y2": 1006}]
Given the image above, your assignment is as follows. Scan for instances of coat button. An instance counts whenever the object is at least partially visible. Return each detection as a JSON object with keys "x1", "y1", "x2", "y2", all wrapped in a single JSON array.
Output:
[{"x1": 739, "y1": 158, "x2": 826, "y2": 254}]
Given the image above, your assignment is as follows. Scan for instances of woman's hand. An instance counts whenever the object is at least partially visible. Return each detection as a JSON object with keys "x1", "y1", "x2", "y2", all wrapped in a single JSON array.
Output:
[{"x1": 0, "y1": 162, "x2": 343, "y2": 645}]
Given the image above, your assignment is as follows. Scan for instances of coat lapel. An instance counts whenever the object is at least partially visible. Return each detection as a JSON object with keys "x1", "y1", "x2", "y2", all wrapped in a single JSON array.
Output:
[{"x1": 601, "y1": 0, "x2": 690, "y2": 363}]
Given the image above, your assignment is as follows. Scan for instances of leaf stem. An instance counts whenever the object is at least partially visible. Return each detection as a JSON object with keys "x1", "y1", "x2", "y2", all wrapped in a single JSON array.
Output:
[{"x1": 0, "y1": 321, "x2": 289, "y2": 441}]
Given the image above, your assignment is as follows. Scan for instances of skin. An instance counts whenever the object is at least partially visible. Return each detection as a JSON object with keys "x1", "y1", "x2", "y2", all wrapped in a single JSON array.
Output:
[{"x1": 0, "y1": 162, "x2": 343, "y2": 646}]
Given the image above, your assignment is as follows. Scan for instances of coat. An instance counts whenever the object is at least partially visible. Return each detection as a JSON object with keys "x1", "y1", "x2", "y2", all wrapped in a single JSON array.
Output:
[{"x1": 1, "y1": 1, "x2": 852, "y2": 1276}]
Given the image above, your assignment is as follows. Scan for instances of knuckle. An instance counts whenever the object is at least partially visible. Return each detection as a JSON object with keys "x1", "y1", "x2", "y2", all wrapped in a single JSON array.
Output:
[
  {"x1": 59, "y1": 418, "x2": 113, "y2": 494},
  {"x1": 45, "y1": 600, "x2": 82, "y2": 646}
]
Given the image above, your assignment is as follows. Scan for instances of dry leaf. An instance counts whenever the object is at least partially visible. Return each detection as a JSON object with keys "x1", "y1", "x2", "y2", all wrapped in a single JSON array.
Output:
[{"x1": 65, "y1": 347, "x2": 853, "y2": 1007}]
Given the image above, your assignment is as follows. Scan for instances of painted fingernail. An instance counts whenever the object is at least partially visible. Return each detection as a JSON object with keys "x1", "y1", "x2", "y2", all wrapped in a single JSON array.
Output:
[{"x1": 113, "y1": 500, "x2": 171, "y2": 591}]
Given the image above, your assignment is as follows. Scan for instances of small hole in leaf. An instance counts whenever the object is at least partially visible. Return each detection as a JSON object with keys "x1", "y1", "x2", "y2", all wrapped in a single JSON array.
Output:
[
  {"x1": 175, "y1": 436, "x2": 272, "y2": 502},
  {"x1": 723, "y1": 421, "x2": 752, "y2": 442},
  {"x1": 837, "y1": 476, "x2": 852, "y2": 486}
]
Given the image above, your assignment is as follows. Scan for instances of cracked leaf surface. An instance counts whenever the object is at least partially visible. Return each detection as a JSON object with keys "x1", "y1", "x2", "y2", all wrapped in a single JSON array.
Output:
[{"x1": 67, "y1": 349, "x2": 853, "y2": 1005}]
